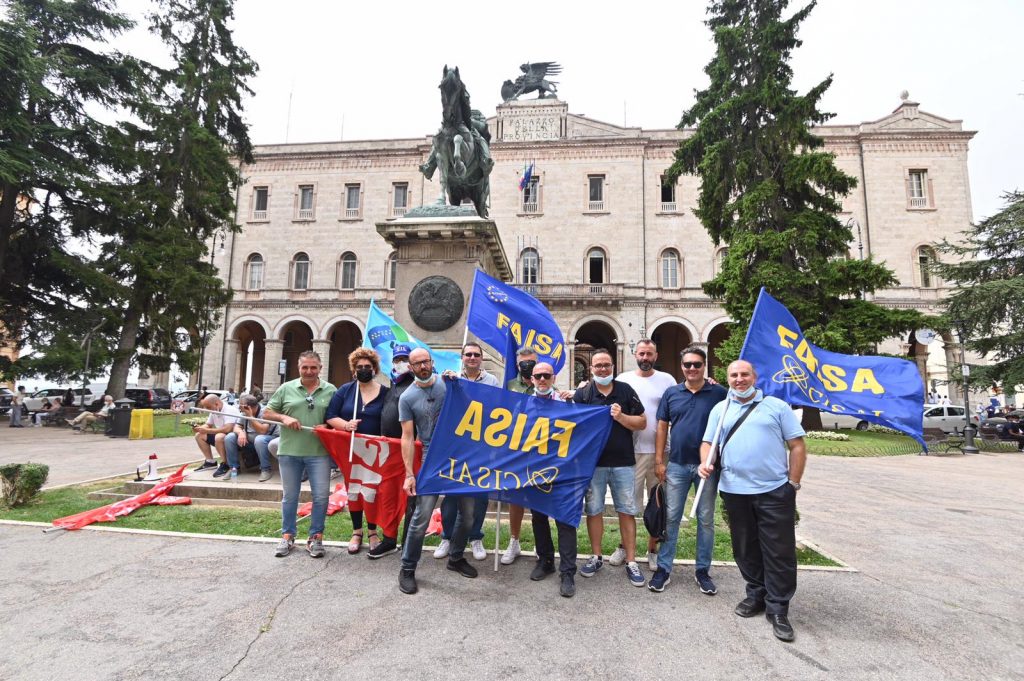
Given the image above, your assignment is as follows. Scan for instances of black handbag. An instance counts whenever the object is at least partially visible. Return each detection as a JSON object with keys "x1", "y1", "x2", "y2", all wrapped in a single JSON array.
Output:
[{"x1": 643, "y1": 482, "x2": 668, "y2": 542}]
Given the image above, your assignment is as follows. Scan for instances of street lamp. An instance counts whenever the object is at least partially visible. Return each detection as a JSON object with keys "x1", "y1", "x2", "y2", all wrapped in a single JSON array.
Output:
[
  {"x1": 954, "y1": 321, "x2": 979, "y2": 454},
  {"x1": 196, "y1": 231, "x2": 225, "y2": 391},
  {"x1": 80, "y1": 319, "x2": 106, "y2": 406}
]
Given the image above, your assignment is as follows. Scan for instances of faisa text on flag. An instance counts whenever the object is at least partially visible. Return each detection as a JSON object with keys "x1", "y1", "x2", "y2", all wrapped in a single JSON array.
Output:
[{"x1": 496, "y1": 313, "x2": 564, "y2": 360}]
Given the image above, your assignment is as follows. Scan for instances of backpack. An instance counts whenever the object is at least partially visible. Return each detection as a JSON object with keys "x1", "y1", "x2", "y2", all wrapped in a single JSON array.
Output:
[{"x1": 643, "y1": 482, "x2": 667, "y2": 542}]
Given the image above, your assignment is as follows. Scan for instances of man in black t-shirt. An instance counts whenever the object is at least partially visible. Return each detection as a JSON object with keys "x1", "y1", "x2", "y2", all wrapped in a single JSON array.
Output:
[
  {"x1": 571, "y1": 349, "x2": 647, "y2": 587},
  {"x1": 998, "y1": 414, "x2": 1024, "y2": 450}
]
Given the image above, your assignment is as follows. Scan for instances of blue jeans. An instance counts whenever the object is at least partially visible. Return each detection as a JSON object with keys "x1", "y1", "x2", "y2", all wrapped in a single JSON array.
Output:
[
  {"x1": 279, "y1": 455, "x2": 331, "y2": 538},
  {"x1": 401, "y1": 494, "x2": 474, "y2": 570},
  {"x1": 224, "y1": 432, "x2": 272, "y2": 471},
  {"x1": 658, "y1": 461, "x2": 718, "y2": 574},
  {"x1": 441, "y1": 495, "x2": 487, "y2": 541}
]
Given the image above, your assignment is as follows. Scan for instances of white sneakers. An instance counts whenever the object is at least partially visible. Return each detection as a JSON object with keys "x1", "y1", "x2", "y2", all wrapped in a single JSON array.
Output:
[
  {"x1": 500, "y1": 537, "x2": 521, "y2": 565},
  {"x1": 470, "y1": 539, "x2": 486, "y2": 561},
  {"x1": 608, "y1": 546, "x2": 627, "y2": 566},
  {"x1": 435, "y1": 539, "x2": 486, "y2": 560},
  {"x1": 433, "y1": 539, "x2": 451, "y2": 559}
]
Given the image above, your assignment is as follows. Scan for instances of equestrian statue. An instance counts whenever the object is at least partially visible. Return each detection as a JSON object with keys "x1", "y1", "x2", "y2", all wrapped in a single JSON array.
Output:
[{"x1": 419, "y1": 65, "x2": 494, "y2": 219}]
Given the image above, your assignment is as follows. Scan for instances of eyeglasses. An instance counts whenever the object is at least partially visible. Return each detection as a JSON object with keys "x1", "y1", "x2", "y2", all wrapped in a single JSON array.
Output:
[
  {"x1": 532, "y1": 372, "x2": 553, "y2": 380},
  {"x1": 410, "y1": 359, "x2": 432, "y2": 367},
  {"x1": 592, "y1": 363, "x2": 613, "y2": 370},
  {"x1": 682, "y1": 361, "x2": 704, "y2": 369},
  {"x1": 305, "y1": 395, "x2": 315, "y2": 410},
  {"x1": 355, "y1": 364, "x2": 374, "y2": 371}
]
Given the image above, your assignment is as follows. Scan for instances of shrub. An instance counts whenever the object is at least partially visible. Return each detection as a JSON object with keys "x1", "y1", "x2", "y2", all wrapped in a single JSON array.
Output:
[
  {"x1": 0, "y1": 463, "x2": 50, "y2": 508},
  {"x1": 805, "y1": 431, "x2": 851, "y2": 441},
  {"x1": 867, "y1": 424, "x2": 902, "y2": 436}
]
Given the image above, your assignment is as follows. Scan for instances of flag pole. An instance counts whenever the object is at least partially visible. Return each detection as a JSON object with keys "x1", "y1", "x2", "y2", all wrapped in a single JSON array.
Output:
[
  {"x1": 493, "y1": 500, "x2": 502, "y2": 571},
  {"x1": 191, "y1": 407, "x2": 314, "y2": 431},
  {"x1": 686, "y1": 399, "x2": 730, "y2": 520},
  {"x1": 348, "y1": 389, "x2": 359, "y2": 463}
]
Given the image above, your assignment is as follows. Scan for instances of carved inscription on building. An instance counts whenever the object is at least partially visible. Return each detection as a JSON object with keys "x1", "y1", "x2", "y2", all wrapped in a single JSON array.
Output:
[{"x1": 503, "y1": 115, "x2": 561, "y2": 142}]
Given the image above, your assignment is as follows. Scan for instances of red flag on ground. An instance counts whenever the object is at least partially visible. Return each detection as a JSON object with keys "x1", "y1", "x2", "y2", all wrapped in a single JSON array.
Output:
[
  {"x1": 52, "y1": 465, "x2": 191, "y2": 530},
  {"x1": 426, "y1": 508, "x2": 443, "y2": 536},
  {"x1": 315, "y1": 427, "x2": 422, "y2": 539},
  {"x1": 298, "y1": 483, "x2": 348, "y2": 518}
]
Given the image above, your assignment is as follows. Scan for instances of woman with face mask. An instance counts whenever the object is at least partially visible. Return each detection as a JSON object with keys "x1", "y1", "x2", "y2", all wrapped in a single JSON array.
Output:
[{"x1": 326, "y1": 348, "x2": 389, "y2": 554}]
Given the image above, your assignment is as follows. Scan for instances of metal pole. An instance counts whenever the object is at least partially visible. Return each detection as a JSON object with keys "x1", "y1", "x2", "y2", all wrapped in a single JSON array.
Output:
[
  {"x1": 493, "y1": 500, "x2": 501, "y2": 572},
  {"x1": 686, "y1": 400, "x2": 731, "y2": 520},
  {"x1": 958, "y1": 326, "x2": 979, "y2": 454},
  {"x1": 80, "y1": 319, "x2": 106, "y2": 407}
]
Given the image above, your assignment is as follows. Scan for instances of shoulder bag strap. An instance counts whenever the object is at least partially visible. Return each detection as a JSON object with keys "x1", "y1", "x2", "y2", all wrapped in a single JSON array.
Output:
[{"x1": 718, "y1": 400, "x2": 761, "y2": 468}]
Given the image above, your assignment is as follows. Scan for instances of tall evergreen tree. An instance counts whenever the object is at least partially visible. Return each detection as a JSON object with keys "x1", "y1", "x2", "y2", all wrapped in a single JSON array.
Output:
[
  {"x1": 934, "y1": 191, "x2": 1024, "y2": 396},
  {"x1": 0, "y1": 0, "x2": 136, "y2": 373},
  {"x1": 666, "y1": 0, "x2": 922, "y2": 385},
  {"x1": 99, "y1": 0, "x2": 255, "y2": 398}
]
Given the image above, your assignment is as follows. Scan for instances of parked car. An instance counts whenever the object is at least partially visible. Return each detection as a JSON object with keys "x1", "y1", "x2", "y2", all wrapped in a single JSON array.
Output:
[
  {"x1": 982, "y1": 409, "x2": 1024, "y2": 427},
  {"x1": 922, "y1": 405, "x2": 971, "y2": 433},
  {"x1": 820, "y1": 411, "x2": 873, "y2": 431},
  {"x1": 123, "y1": 387, "x2": 172, "y2": 409},
  {"x1": 172, "y1": 389, "x2": 230, "y2": 411},
  {"x1": 23, "y1": 387, "x2": 96, "y2": 412},
  {"x1": 0, "y1": 387, "x2": 13, "y2": 415}
]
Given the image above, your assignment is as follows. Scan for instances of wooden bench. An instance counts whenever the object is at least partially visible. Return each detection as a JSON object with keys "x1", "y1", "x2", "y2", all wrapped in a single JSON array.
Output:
[{"x1": 921, "y1": 427, "x2": 965, "y2": 455}]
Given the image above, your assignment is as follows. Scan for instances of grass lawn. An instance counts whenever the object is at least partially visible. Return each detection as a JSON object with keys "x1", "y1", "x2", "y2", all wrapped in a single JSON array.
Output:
[
  {"x1": 807, "y1": 430, "x2": 923, "y2": 457},
  {"x1": 0, "y1": 480, "x2": 838, "y2": 567},
  {"x1": 152, "y1": 413, "x2": 203, "y2": 438}
]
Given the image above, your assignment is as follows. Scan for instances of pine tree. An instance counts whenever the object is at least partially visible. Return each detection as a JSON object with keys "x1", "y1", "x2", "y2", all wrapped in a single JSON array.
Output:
[
  {"x1": 934, "y1": 191, "x2": 1024, "y2": 396},
  {"x1": 100, "y1": 0, "x2": 256, "y2": 398},
  {"x1": 666, "y1": 0, "x2": 922, "y2": 381}
]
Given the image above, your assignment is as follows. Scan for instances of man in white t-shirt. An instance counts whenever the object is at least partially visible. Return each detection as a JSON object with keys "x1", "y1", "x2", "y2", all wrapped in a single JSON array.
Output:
[
  {"x1": 615, "y1": 339, "x2": 677, "y2": 569},
  {"x1": 192, "y1": 394, "x2": 242, "y2": 477}
]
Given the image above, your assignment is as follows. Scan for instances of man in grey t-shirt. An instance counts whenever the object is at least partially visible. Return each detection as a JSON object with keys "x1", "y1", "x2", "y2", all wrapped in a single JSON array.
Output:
[{"x1": 397, "y1": 348, "x2": 477, "y2": 595}]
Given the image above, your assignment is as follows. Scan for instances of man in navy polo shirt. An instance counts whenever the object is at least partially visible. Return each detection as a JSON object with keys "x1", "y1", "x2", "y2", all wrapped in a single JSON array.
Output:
[{"x1": 649, "y1": 347, "x2": 727, "y2": 594}]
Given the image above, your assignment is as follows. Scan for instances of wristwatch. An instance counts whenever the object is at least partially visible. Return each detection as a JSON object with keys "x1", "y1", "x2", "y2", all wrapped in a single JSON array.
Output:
[{"x1": 789, "y1": 480, "x2": 801, "y2": 490}]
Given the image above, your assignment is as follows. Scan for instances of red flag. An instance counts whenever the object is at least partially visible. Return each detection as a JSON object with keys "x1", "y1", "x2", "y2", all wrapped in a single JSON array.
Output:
[
  {"x1": 298, "y1": 483, "x2": 348, "y2": 518},
  {"x1": 426, "y1": 507, "x2": 443, "y2": 536},
  {"x1": 52, "y1": 465, "x2": 190, "y2": 530},
  {"x1": 315, "y1": 427, "x2": 422, "y2": 538}
]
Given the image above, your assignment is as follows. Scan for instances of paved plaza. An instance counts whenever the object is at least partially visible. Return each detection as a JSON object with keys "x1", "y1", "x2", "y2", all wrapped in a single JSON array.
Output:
[{"x1": 0, "y1": 425, "x2": 1022, "y2": 680}]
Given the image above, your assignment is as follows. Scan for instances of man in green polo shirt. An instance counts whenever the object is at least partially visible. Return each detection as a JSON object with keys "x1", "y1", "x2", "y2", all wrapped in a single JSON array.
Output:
[{"x1": 263, "y1": 350, "x2": 336, "y2": 558}]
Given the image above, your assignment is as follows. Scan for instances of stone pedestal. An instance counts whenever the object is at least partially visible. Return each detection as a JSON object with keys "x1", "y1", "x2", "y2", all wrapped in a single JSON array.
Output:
[{"x1": 376, "y1": 214, "x2": 511, "y2": 353}]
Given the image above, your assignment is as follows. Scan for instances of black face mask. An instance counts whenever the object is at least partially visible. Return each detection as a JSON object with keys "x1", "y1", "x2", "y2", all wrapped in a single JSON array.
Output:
[
  {"x1": 638, "y1": 360, "x2": 654, "y2": 372},
  {"x1": 518, "y1": 360, "x2": 537, "y2": 379},
  {"x1": 355, "y1": 368, "x2": 374, "y2": 383}
]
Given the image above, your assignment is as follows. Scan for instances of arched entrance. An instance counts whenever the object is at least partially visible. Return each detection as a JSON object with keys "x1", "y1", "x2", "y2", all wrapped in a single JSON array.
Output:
[
  {"x1": 280, "y1": 320, "x2": 314, "y2": 381},
  {"x1": 707, "y1": 323, "x2": 732, "y2": 379},
  {"x1": 651, "y1": 322, "x2": 693, "y2": 382},
  {"x1": 574, "y1": 320, "x2": 618, "y2": 386},
  {"x1": 233, "y1": 321, "x2": 267, "y2": 393},
  {"x1": 326, "y1": 321, "x2": 363, "y2": 387}
]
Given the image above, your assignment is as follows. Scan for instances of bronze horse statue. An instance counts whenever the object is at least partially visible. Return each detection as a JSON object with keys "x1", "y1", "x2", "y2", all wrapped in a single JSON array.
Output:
[{"x1": 419, "y1": 66, "x2": 494, "y2": 218}]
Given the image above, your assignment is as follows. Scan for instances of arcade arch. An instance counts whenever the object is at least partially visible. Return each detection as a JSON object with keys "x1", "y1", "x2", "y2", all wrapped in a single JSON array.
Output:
[
  {"x1": 324, "y1": 319, "x2": 364, "y2": 386},
  {"x1": 650, "y1": 320, "x2": 694, "y2": 382}
]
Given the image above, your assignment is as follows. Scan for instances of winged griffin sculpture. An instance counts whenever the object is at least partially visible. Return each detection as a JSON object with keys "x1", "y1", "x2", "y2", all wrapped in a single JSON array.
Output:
[{"x1": 501, "y1": 62, "x2": 562, "y2": 102}]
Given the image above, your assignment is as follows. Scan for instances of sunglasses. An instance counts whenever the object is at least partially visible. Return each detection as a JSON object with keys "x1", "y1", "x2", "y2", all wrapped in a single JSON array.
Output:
[
  {"x1": 682, "y1": 361, "x2": 704, "y2": 369},
  {"x1": 532, "y1": 372, "x2": 553, "y2": 380},
  {"x1": 355, "y1": 364, "x2": 374, "y2": 370},
  {"x1": 592, "y1": 363, "x2": 613, "y2": 370},
  {"x1": 463, "y1": 352, "x2": 482, "y2": 358},
  {"x1": 305, "y1": 395, "x2": 315, "y2": 410}
]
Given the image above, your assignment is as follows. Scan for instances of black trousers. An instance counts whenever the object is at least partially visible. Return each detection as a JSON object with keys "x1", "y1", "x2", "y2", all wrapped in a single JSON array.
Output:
[
  {"x1": 531, "y1": 510, "x2": 577, "y2": 576},
  {"x1": 721, "y1": 482, "x2": 797, "y2": 615}
]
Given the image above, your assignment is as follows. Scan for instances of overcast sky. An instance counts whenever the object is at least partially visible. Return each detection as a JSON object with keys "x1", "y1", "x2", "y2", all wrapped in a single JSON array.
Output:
[{"x1": 129, "y1": 0, "x2": 1023, "y2": 223}]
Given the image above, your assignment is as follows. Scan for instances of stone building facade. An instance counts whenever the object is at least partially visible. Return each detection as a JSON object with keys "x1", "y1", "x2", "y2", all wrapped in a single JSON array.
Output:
[{"x1": 198, "y1": 95, "x2": 975, "y2": 396}]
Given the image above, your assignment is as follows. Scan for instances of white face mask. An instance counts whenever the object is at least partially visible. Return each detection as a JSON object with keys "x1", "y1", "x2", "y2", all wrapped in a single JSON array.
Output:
[
  {"x1": 592, "y1": 373, "x2": 614, "y2": 386},
  {"x1": 535, "y1": 385, "x2": 554, "y2": 396},
  {"x1": 732, "y1": 385, "x2": 757, "y2": 399},
  {"x1": 392, "y1": 361, "x2": 409, "y2": 376}
]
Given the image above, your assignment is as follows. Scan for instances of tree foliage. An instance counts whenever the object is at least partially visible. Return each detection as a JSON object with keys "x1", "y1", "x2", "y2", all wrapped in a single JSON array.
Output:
[
  {"x1": 934, "y1": 191, "x2": 1024, "y2": 395},
  {"x1": 667, "y1": 0, "x2": 923, "y2": 374}
]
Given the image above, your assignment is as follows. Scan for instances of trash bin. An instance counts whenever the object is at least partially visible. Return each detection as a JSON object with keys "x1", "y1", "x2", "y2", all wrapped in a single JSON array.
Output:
[
  {"x1": 129, "y1": 408, "x2": 154, "y2": 440},
  {"x1": 107, "y1": 397, "x2": 135, "y2": 438}
]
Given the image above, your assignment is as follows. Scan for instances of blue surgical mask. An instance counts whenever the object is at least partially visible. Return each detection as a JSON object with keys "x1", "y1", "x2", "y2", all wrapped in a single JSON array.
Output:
[
  {"x1": 592, "y1": 373, "x2": 614, "y2": 386},
  {"x1": 732, "y1": 385, "x2": 757, "y2": 399}
]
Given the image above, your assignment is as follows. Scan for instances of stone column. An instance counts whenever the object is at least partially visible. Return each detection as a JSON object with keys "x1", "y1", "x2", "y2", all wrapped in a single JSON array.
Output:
[
  {"x1": 222, "y1": 339, "x2": 240, "y2": 391},
  {"x1": 312, "y1": 339, "x2": 332, "y2": 384},
  {"x1": 263, "y1": 339, "x2": 285, "y2": 394}
]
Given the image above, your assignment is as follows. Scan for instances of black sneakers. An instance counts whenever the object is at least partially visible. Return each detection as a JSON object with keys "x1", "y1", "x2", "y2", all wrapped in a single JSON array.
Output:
[
  {"x1": 767, "y1": 613, "x2": 795, "y2": 642},
  {"x1": 194, "y1": 460, "x2": 218, "y2": 472},
  {"x1": 367, "y1": 537, "x2": 398, "y2": 559},
  {"x1": 212, "y1": 463, "x2": 231, "y2": 478},
  {"x1": 399, "y1": 569, "x2": 417, "y2": 594},
  {"x1": 559, "y1": 573, "x2": 576, "y2": 598},
  {"x1": 695, "y1": 570, "x2": 718, "y2": 595},
  {"x1": 734, "y1": 597, "x2": 767, "y2": 617},
  {"x1": 446, "y1": 558, "x2": 478, "y2": 578},
  {"x1": 530, "y1": 561, "x2": 556, "y2": 581}
]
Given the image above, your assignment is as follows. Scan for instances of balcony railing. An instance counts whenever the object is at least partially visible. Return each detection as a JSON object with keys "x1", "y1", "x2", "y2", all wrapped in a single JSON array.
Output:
[
  {"x1": 522, "y1": 202, "x2": 539, "y2": 214},
  {"x1": 344, "y1": 207, "x2": 360, "y2": 219},
  {"x1": 512, "y1": 283, "x2": 624, "y2": 299},
  {"x1": 392, "y1": 205, "x2": 407, "y2": 217},
  {"x1": 587, "y1": 200, "x2": 605, "y2": 211},
  {"x1": 660, "y1": 202, "x2": 677, "y2": 213},
  {"x1": 252, "y1": 209, "x2": 267, "y2": 221},
  {"x1": 296, "y1": 208, "x2": 314, "y2": 220},
  {"x1": 908, "y1": 196, "x2": 929, "y2": 209}
]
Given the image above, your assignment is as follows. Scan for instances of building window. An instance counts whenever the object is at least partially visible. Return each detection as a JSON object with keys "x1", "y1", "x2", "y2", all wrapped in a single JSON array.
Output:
[
  {"x1": 392, "y1": 182, "x2": 409, "y2": 217},
  {"x1": 387, "y1": 252, "x2": 397, "y2": 290},
  {"x1": 292, "y1": 252, "x2": 310, "y2": 290},
  {"x1": 587, "y1": 175, "x2": 605, "y2": 211},
  {"x1": 339, "y1": 252, "x2": 357, "y2": 290},
  {"x1": 245, "y1": 253, "x2": 264, "y2": 290},
  {"x1": 917, "y1": 246, "x2": 937, "y2": 288},
  {"x1": 522, "y1": 178, "x2": 541, "y2": 213},
  {"x1": 660, "y1": 176, "x2": 677, "y2": 212},
  {"x1": 715, "y1": 247, "x2": 729, "y2": 276},
  {"x1": 521, "y1": 248, "x2": 540, "y2": 286},
  {"x1": 297, "y1": 185, "x2": 315, "y2": 220},
  {"x1": 587, "y1": 247, "x2": 606, "y2": 285},
  {"x1": 661, "y1": 249, "x2": 680, "y2": 288},
  {"x1": 907, "y1": 170, "x2": 930, "y2": 209},
  {"x1": 344, "y1": 184, "x2": 361, "y2": 219},
  {"x1": 252, "y1": 187, "x2": 269, "y2": 221}
]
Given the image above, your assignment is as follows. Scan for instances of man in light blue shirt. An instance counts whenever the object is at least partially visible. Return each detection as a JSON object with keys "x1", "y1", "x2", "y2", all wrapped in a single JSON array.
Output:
[{"x1": 699, "y1": 360, "x2": 806, "y2": 643}]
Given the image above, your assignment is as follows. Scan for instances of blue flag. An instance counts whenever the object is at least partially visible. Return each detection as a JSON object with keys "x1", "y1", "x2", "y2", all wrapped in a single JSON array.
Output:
[
  {"x1": 740, "y1": 288, "x2": 926, "y2": 446},
  {"x1": 417, "y1": 379, "x2": 612, "y2": 527},
  {"x1": 363, "y1": 301, "x2": 461, "y2": 375},
  {"x1": 467, "y1": 269, "x2": 566, "y2": 376}
]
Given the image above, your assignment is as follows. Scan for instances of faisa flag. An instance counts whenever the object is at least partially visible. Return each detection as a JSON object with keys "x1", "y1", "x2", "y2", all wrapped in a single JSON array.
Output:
[
  {"x1": 466, "y1": 269, "x2": 566, "y2": 376},
  {"x1": 316, "y1": 428, "x2": 423, "y2": 538},
  {"x1": 740, "y1": 288, "x2": 926, "y2": 447},
  {"x1": 417, "y1": 379, "x2": 612, "y2": 527},
  {"x1": 364, "y1": 300, "x2": 461, "y2": 374}
]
